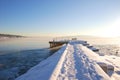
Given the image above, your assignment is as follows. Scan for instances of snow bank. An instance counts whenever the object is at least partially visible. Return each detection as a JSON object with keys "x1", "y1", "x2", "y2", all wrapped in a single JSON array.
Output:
[
  {"x1": 16, "y1": 41, "x2": 112, "y2": 80},
  {"x1": 49, "y1": 44, "x2": 70, "y2": 80},
  {"x1": 79, "y1": 43, "x2": 120, "y2": 80},
  {"x1": 75, "y1": 44, "x2": 110, "y2": 80},
  {"x1": 16, "y1": 45, "x2": 67, "y2": 80}
]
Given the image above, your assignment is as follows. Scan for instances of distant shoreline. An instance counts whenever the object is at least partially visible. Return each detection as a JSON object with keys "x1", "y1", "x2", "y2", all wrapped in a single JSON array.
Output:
[{"x1": 0, "y1": 33, "x2": 25, "y2": 41}]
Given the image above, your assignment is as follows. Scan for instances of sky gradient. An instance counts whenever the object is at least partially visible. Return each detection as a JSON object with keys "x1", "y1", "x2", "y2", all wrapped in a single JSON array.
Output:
[{"x1": 0, "y1": 0, "x2": 120, "y2": 37}]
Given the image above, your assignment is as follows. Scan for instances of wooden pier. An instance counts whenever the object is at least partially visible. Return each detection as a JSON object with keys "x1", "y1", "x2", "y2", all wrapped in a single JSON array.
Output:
[
  {"x1": 49, "y1": 41, "x2": 69, "y2": 48},
  {"x1": 49, "y1": 38, "x2": 99, "y2": 52},
  {"x1": 49, "y1": 37, "x2": 77, "y2": 48}
]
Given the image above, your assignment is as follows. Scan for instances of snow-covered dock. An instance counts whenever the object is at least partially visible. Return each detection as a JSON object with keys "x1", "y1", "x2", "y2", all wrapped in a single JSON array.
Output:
[
  {"x1": 49, "y1": 38, "x2": 87, "y2": 48},
  {"x1": 16, "y1": 40, "x2": 120, "y2": 80}
]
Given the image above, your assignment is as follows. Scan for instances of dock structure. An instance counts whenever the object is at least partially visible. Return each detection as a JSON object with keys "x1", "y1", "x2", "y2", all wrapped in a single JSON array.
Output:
[
  {"x1": 49, "y1": 37, "x2": 77, "y2": 48},
  {"x1": 49, "y1": 37, "x2": 99, "y2": 52},
  {"x1": 49, "y1": 41, "x2": 69, "y2": 48}
]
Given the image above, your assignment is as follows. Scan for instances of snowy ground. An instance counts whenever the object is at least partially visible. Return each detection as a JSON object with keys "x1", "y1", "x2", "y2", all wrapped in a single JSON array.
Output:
[{"x1": 16, "y1": 41, "x2": 120, "y2": 80}]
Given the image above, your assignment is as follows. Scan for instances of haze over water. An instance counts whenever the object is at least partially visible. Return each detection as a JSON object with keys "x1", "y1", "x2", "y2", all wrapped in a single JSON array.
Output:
[
  {"x1": 83, "y1": 37, "x2": 120, "y2": 56},
  {"x1": 0, "y1": 36, "x2": 119, "y2": 55},
  {"x1": 0, "y1": 37, "x2": 51, "y2": 54}
]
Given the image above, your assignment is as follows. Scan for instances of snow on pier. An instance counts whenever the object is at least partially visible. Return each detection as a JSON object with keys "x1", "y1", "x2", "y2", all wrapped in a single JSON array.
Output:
[{"x1": 16, "y1": 40, "x2": 120, "y2": 80}]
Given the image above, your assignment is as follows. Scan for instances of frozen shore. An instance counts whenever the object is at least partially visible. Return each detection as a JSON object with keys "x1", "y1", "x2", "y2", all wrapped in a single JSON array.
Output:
[{"x1": 16, "y1": 41, "x2": 120, "y2": 80}]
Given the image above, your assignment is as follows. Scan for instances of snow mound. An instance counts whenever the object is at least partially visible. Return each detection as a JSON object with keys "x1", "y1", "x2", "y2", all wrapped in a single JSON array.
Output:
[
  {"x1": 16, "y1": 45, "x2": 67, "y2": 80},
  {"x1": 16, "y1": 41, "x2": 111, "y2": 80}
]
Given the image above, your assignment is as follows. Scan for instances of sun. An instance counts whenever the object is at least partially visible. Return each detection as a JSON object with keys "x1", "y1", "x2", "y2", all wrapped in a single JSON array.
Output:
[
  {"x1": 102, "y1": 17, "x2": 120, "y2": 37},
  {"x1": 109, "y1": 17, "x2": 120, "y2": 37}
]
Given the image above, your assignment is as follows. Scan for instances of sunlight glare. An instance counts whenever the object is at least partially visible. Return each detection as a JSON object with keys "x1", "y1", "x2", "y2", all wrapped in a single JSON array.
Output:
[{"x1": 102, "y1": 17, "x2": 120, "y2": 37}]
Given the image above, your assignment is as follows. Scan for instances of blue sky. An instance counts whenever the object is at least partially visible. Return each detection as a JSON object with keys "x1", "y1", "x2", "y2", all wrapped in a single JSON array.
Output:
[{"x1": 0, "y1": 0, "x2": 120, "y2": 37}]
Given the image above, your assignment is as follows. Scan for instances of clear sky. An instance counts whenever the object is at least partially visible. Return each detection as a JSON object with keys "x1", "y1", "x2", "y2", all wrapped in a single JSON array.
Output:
[{"x1": 0, "y1": 0, "x2": 120, "y2": 37}]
